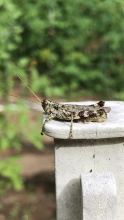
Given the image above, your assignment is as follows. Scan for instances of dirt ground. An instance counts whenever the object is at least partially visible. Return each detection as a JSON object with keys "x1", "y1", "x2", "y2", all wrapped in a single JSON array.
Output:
[{"x1": 0, "y1": 138, "x2": 56, "y2": 220}]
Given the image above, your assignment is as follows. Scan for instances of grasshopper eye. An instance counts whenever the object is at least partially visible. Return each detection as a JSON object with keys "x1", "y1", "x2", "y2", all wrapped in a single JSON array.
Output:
[{"x1": 42, "y1": 99, "x2": 49, "y2": 108}]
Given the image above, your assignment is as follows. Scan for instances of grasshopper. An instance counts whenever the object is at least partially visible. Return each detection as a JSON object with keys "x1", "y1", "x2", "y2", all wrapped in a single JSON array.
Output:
[{"x1": 5, "y1": 75, "x2": 111, "y2": 139}]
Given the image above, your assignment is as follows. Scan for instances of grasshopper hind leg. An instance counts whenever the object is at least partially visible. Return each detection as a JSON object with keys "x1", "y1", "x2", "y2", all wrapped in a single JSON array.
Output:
[
  {"x1": 69, "y1": 114, "x2": 73, "y2": 139},
  {"x1": 41, "y1": 115, "x2": 55, "y2": 135}
]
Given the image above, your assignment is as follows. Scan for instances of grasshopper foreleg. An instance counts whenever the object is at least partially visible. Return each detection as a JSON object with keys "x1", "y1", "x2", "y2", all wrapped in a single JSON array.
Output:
[
  {"x1": 41, "y1": 114, "x2": 55, "y2": 135},
  {"x1": 69, "y1": 114, "x2": 73, "y2": 139}
]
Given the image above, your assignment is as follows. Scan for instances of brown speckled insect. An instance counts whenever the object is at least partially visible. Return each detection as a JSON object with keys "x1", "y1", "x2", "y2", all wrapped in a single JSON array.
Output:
[{"x1": 6, "y1": 75, "x2": 111, "y2": 139}]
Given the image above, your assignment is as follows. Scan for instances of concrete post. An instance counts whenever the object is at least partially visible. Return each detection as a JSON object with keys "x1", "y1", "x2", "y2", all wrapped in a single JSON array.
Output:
[
  {"x1": 43, "y1": 101, "x2": 124, "y2": 220},
  {"x1": 81, "y1": 173, "x2": 116, "y2": 220}
]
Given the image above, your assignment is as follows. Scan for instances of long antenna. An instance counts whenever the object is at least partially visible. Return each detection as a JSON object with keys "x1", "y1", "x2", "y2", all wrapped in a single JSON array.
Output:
[
  {"x1": 2, "y1": 94, "x2": 41, "y2": 105},
  {"x1": 17, "y1": 75, "x2": 41, "y2": 102}
]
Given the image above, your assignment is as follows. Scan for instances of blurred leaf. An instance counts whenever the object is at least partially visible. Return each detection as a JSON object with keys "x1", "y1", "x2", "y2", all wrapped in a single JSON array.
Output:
[{"x1": 1, "y1": 137, "x2": 9, "y2": 150}]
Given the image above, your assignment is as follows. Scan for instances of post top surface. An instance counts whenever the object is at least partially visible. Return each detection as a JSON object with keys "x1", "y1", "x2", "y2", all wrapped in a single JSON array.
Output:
[{"x1": 43, "y1": 101, "x2": 124, "y2": 139}]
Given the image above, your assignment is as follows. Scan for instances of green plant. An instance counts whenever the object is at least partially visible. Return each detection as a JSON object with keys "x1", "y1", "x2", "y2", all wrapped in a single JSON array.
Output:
[
  {"x1": 10, "y1": 0, "x2": 124, "y2": 99},
  {"x1": 1, "y1": 0, "x2": 124, "y2": 98},
  {"x1": 0, "y1": 158, "x2": 23, "y2": 191},
  {"x1": 1, "y1": 101, "x2": 43, "y2": 150},
  {"x1": 0, "y1": 101, "x2": 43, "y2": 191}
]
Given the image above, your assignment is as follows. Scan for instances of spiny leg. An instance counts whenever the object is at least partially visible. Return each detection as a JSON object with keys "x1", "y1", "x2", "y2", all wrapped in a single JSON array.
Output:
[
  {"x1": 41, "y1": 115, "x2": 55, "y2": 135},
  {"x1": 69, "y1": 114, "x2": 73, "y2": 139}
]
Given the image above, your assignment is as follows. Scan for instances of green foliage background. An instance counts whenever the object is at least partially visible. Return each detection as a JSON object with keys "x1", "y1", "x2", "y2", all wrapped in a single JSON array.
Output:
[
  {"x1": 0, "y1": 0, "x2": 124, "y2": 190},
  {"x1": 1, "y1": 0, "x2": 124, "y2": 98}
]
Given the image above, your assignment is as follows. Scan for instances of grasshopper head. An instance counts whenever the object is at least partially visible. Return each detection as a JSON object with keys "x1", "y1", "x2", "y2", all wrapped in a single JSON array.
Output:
[{"x1": 41, "y1": 99, "x2": 52, "y2": 115}]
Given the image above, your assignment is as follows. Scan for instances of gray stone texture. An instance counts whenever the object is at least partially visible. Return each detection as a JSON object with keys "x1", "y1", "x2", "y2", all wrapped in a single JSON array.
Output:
[
  {"x1": 81, "y1": 173, "x2": 117, "y2": 220},
  {"x1": 55, "y1": 138, "x2": 124, "y2": 220},
  {"x1": 43, "y1": 101, "x2": 124, "y2": 220}
]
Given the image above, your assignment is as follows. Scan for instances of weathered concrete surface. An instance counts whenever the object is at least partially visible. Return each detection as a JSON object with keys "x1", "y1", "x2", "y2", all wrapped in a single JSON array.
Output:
[
  {"x1": 43, "y1": 101, "x2": 124, "y2": 139},
  {"x1": 81, "y1": 172, "x2": 117, "y2": 220},
  {"x1": 55, "y1": 138, "x2": 124, "y2": 220},
  {"x1": 43, "y1": 101, "x2": 124, "y2": 220}
]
